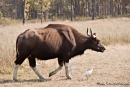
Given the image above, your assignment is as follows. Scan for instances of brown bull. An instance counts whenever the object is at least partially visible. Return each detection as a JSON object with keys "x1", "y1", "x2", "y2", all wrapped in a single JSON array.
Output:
[{"x1": 13, "y1": 24, "x2": 105, "y2": 81}]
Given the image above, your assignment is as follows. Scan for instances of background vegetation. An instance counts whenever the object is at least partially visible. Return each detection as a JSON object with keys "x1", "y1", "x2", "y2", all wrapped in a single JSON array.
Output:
[{"x1": 0, "y1": 0, "x2": 130, "y2": 24}]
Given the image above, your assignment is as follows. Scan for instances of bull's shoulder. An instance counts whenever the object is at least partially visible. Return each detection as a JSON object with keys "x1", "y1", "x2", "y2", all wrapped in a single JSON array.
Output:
[
  {"x1": 46, "y1": 24, "x2": 79, "y2": 33},
  {"x1": 35, "y1": 27, "x2": 57, "y2": 33},
  {"x1": 45, "y1": 23, "x2": 84, "y2": 37}
]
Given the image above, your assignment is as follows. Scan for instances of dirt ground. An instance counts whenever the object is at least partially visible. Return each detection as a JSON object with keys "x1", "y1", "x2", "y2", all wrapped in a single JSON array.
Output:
[
  {"x1": 0, "y1": 18, "x2": 130, "y2": 87},
  {"x1": 0, "y1": 45, "x2": 130, "y2": 87}
]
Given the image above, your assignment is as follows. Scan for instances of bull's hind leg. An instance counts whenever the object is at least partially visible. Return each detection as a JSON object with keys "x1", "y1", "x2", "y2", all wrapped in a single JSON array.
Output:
[
  {"x1": 28, "y1": 55, "x2": 45, "y2": 80},
  {"x1": 13, "y1": 63, "x2": 20, "y2": 82},
  {"x1": 49, "y1": 58, "x2": 64, "y2": 77},
  {"x1": 13, "y1": 54, "x2": 26, "y2": 82}
]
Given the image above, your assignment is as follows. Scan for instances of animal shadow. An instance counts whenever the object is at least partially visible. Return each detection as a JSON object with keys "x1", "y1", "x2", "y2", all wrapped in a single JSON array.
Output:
[
  {"x1": 0, "y1": 80, "x2": 14, "y2": 84},
  {"x1": 0, "y1": 79, "x2": 51, "y2": 84}
]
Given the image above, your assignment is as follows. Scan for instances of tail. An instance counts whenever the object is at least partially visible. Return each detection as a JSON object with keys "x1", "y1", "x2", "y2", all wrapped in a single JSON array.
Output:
[
  {"x1": 16, "y1": 34, "x2": 21, "y2": 58},
  {"x1": 16, "y1": 29, "x2": 30, "y2": 58}
]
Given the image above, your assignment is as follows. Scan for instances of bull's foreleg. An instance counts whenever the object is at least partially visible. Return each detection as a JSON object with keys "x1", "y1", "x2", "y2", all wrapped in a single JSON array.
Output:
[
  {"x1": 65, "y1": 62, "x2": 72, "y2": 79},
  {"x1": 49, "y1": 65, "x2": 63, "y2": 77},
  {"x1": 49, "y1": 58, "x2": 63, "y2": 77}
]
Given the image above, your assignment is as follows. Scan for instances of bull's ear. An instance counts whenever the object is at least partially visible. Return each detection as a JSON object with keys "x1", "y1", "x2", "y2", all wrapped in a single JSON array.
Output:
[
  {"x1": 92, "y1": 33, "x2": 96, "y2": 38},
  {"x1": 92, "y1": 33, "x2": 97, "y2": 42}
]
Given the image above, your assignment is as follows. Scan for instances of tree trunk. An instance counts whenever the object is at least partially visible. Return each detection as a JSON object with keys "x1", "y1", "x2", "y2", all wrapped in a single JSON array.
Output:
[
  {"x1": 88, "y1": 0, "x2": 91, "y2": 17},
  {"x1": 71, "y1": 0, "x2": 73, "y2": 21},
  {"x1": 23, "y1": 0, "x2": 26, "y2": 25},
  {"x1": 110, "y1": 0, "x2": 113, "y2": 16},
  {"x1": 41, "y1": 4, "x2": 43, "y2": 23},
  {"x1": 92, "y1": 0, "x2": 95, "y2": 20}
]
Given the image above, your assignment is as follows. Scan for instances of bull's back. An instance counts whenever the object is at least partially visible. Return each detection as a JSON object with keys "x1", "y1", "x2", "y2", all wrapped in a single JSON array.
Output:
[
  {"x1": 33, "y1": 28, "x2": 63, "y2": 58},
  {"x1": 17, "y1": 28, "x2": 65, "y2": 59}
]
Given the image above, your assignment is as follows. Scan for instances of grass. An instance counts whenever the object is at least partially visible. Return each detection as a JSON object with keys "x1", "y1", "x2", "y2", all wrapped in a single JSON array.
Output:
[
  {"x1": 0, "y1": 18, "x2": 130, "y2": 87},
  {"x1": 0, "y1": 18, "x2": 19, "y2": 26}
]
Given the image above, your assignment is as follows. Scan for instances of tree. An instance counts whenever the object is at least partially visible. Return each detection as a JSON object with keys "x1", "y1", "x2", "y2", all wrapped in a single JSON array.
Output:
[
  {"x1": 23, "y1": 0, "x2": 26, "y2": 25},
  {"x1": 1, "y1": 0, "x2": 130, "y2": 21},
  {"x1": 92, "y1": 0, "x2": 95, "y2": 20}
]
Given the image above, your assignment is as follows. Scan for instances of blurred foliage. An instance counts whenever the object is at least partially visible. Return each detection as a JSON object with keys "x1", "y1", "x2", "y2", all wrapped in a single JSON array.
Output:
[
  {"x1": 0, "y1": 0, "x2": 130, "y2": 21},
  {"x1": 0, "y1": 11, "x2": 3, "y2": 18}
]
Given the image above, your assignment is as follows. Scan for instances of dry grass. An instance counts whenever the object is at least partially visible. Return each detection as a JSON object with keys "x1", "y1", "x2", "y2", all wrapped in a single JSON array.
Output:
[{"x1": 0, "y1": 18, "x2": 130, "y2": 87}]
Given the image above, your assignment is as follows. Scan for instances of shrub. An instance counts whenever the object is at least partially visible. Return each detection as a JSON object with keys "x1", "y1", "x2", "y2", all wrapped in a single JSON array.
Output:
[{"x1": 0, "y1": 11, "x2": 3, "y2": 18}]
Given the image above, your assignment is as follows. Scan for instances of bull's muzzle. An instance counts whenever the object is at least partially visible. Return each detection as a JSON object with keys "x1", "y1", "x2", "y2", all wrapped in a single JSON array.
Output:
[{"x1": 100, "y1": 46, "x2": 106, "y2": 52}]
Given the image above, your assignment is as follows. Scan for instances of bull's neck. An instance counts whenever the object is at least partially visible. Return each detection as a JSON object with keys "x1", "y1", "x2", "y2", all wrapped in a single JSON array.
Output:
[
  {"x1": 76, "y1": 35, "x2": 88, "y2": 45},
  {"x1": 71, "y1": 34, "x2": 89, "y2": 57},
  {"x1": 70, "y1": 29, "x2": 91, "y2": 57},
  {"x1": 74, "y1": 32, "x2": 89, "y2": 48},
  {"x1": 72, "y1": 29, "x2": 89, "y2": 47}
]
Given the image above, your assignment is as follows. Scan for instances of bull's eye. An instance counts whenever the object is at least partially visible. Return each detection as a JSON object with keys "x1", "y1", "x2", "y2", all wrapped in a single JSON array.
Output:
[
  {"x1": 96, "y1": 40, "x2": 100, "y2": 43},
  {"x1": 92, "y1": 38, "x2": 97, "y2": 43}
]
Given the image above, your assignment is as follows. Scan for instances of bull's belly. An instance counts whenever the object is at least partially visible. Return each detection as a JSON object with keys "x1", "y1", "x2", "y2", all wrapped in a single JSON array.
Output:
[
  {"x1": 37, "y1": 55, "x2": 58, "y2": 60},
  {"x1": 32, "y1": 51, "x2": 60, "y2": 60}
]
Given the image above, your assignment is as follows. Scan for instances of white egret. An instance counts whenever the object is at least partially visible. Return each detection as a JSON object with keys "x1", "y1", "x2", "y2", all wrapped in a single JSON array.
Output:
[
  {"x1": 84, "y1": 66, "x2": 93, "y2": 79},
  {"x1": 68, "y1": 65, "x2": 76, "y2": 72}
]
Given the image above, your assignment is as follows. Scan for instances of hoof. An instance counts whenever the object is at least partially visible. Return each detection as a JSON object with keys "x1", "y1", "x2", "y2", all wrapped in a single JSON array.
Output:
[
  {"x1": 49, "y1": 71, "x2": 56, "y2": 77},
  {"x1": 13, "y1": 79, "x2": 19, "y2": 82},
  {"x1": 49, "y1": 73, "x2": 52, "y2": 77},
  {"x1": 66, "y1": 75, "x2": 72, "y2": 79}
]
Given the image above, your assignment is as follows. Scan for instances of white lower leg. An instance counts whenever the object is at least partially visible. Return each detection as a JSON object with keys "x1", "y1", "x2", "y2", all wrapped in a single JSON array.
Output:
[
  {"x1": 65, "y1": 63, "x2": 71, "y2": 79},
  {"x1": 31, "y1": 67, "x2": 45, "y2": 80},
  {"x1": 49, "y1": 65, "x2": 63, "y2": 77},
  {"x1": 13, "y1": 63, "x2": 19, "y2": 81}
]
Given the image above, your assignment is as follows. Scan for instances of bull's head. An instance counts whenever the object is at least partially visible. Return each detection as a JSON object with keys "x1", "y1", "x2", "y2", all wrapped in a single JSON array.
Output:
[{"x1": 87, "y1": 28, "x2": 106, "y2": 52}]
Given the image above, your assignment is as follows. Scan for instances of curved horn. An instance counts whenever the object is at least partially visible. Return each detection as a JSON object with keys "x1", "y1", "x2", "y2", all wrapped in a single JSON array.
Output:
[
  {"x1": 90, "y1": 29, "x2": 97, "y2": 38},
  {"x1": 90, "y1": 28, "x2": 92, "y2": 36},
  {"x1": 87, "y1": 28, "x2": 90, "y2": 36}
]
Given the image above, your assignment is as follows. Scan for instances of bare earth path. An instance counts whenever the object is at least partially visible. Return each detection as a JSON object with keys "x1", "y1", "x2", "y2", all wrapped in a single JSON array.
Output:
[{"x1": 0, "y1": 45, "x2": 130, "y2": 87}]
